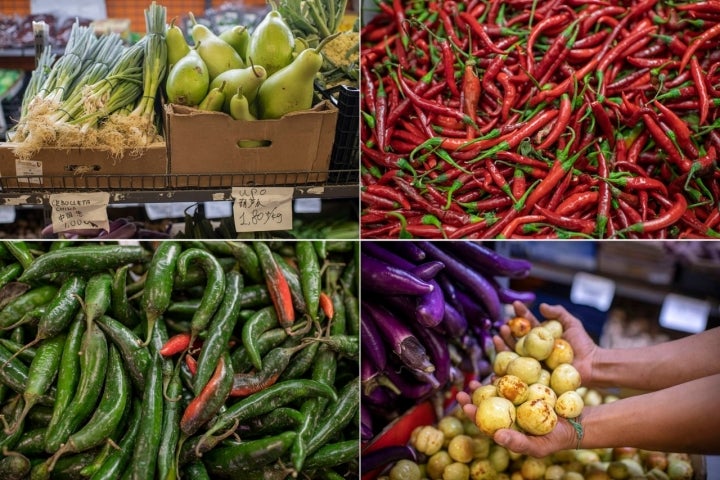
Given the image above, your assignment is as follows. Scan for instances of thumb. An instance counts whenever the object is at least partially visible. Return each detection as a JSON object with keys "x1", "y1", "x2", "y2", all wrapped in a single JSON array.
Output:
[{"x1": 493, "y1": 428, "x2": 527, "y2": 454}]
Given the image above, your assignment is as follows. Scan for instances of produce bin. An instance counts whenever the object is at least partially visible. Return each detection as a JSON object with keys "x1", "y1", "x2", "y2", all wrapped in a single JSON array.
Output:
[
  {"x1": 164, "y1": 101, "x2": 339, "y2": 188},
  {"x1": 0, "y1": 143, "x2": 168, "y2": 189}
]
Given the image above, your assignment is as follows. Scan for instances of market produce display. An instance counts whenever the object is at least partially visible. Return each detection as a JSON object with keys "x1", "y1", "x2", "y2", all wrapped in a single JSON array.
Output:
[
  {"x1": 8, "y1": 3, "x2": 167, "y2": 158},
  {"x1": 165, "y1": 0, "x2": 353, "y2": 120},
  {"x1": 361, "y1": 241, "x2": 535, "y2": 442},
  {"x1": 360, "y1": 0, "x2": 720, "y2": 239},
  {"x1": 0, "y1": 240, "x2": 359, "y2": 479},
  {"x1": 367, "y1": 392, "x2": 696, "y2": 480}
]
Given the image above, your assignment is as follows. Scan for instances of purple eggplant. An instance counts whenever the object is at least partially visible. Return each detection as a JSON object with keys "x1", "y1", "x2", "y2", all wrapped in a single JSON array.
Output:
[
  {"x1": 437, "y1": 272, "x2": 465, "y2": 317},
  {"x1": 385, "y1": 241, "x2": 427, "y2": 262},
  {"x1": 411, "y1": 321, "x2": 451, "y2": 389},
  {"x1": 361, "y1": 253, "x2": 434, "y2": 296},
  {"x1": 451, "y1": 241, "x2": 532, "y2": 278},
  {"x1": 383, "y1": 365, "x2": 437, "y2": 399},
  {"x1": 489, "y1": 277, "x2": 536, "y2": 304},
  {"x1": 365, "y1": 384, "x2": 397, "y2": 406},
  {"x1": 454, "y1": 288, "x2": 490, "y2": 327},
  {"x1": 363, "y1": 242, "x2": 417, "y2": 271},
  {"x1": 362, "y1": 445, "x2": 418, "y2": 473},
  {"x1": 411, "y1": 261, "x2": 445, "y2": 280},
  {"x1": 361, "y1": 404, "x2": 375, "y2": 441},
  {"x1": 103, "y1": 221, "x2": 139, "y2": 239},
  {"x1": 363, "y1": 301, "x2": 436, "y2": 375},
  {"x1": 442, "y1": 302, "x2": 468, "y2": 337},
  {"x1": 361, "y1": 308, "x2": 388, "y2": 371},
  {"x1": 415, "y1": 278, "x2": 445, "y2": 328},
  {"x1": 419, "y1": 242, "x2": 502, "y2": 322}
]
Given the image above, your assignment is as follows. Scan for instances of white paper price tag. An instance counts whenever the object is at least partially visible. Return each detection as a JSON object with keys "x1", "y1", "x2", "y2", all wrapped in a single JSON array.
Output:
[
  {"x1": 659, "y1": 293, "x2": 709, "y2": 333},
  {"x1": 570, "y1": 272, "x2": 615, "y2": 311},
  {"x1": 0, "y1": 206, "x2": 16, "y2": 224},
  {"x1": 145, "y1": 202, "x2": 196, "y2": 220},
  {"x1": 231, "y1": 187, "x2": 293, "y2": 232},
  {"x1": 294, "y1": 198, "x2": 323, "y2": 214},
  {"x1": 203, "y1": 201, "x2": 233, "y2": 219},
  {"x1": 15, "y1": 159, "x2": 42, "y2": 184},
  {"x1": 49, "y1": 192, "x2": 109, "y2": 233}
]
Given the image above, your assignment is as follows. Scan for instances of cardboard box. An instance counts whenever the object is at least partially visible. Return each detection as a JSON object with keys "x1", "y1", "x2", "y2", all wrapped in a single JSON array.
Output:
[
  {"x1": 0, "y1": 143, "x2": 168, "y2": 190},
  {"x1": 164, "y1": 101, "x2": 338, "y2": 188}
]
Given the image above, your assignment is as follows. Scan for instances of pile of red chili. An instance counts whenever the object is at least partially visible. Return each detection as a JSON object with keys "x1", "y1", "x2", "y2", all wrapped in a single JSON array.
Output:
[{"x1": 360, "y1": 0, "x2": 720, "y2": 238}]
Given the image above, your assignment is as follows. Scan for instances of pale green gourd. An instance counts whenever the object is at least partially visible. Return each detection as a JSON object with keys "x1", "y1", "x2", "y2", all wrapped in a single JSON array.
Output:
[
  {"x1": 189, "y1": 12, "x2": 244, "y2": 80},
  {"x1": 246, "y1": 2, "x2": 294, "y2": 77},
  {"x1": 208, "y1": 62, "x2": 267, "y2": 113},
  {"x1": 165, "y1": 47, "x2": 209, "y2": 106}
]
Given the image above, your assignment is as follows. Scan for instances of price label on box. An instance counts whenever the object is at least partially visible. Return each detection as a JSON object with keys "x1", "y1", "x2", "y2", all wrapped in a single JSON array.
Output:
[
  {"x1": 231, "y1": 187, "x2": 293, "y2": 232},
  {"x1": 570, "y1": 272, "x2": 616, "y2": 311},
  {"x1": 660, "y1": 293, "x2": 710, "y2": 333},
  {"x1": 49, "y1": 192, "x2": 109, "y2": 233}
]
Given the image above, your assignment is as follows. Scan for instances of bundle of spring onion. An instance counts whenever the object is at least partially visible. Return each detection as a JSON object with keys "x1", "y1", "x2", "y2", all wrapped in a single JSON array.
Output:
[{"x1": 9, "y1": 2, "x2": 167, "y2": 158}]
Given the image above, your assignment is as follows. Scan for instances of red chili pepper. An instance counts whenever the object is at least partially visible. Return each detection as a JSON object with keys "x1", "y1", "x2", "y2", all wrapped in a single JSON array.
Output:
[
  {"x1": 160, "y1": 333, "x2": 201, "y2": 357},
  {"x1": 185, "y1": 354, "x2": 198, "y2": 376},
  {"x1": 652, "y1": 100, "x2": 698, "y2": 158},
  {"x1": 458, "y1": 12, "x2": 505, "y2": 54},
  {"x1": 496, "y1": 72, "x2": 517, "y2": 122},
  {"x1": 680, "y1": 22, "x2": 720, "y2": 72},
  {"x1": 556, "y1": 191, "x2": 600, "y2": 216},
  {"x1": 641, "y1": 113, "x2": 692, "y2": 172},
  {"x1": 538, "y1": 94, "x2": 573, "y2": 150},
  {"x1": 180, "y1": 355, "x2": 232, "y2": 435},
  {"x1": 623, "y1": 193, "x2": 688, "y2": 234},
  {"x1": 364, "y1": 184, "x2": 412, "y2": 210},
  {"x1": 319, "y1": 291, "x2": 334, "y2": 320},
  {"x1": 690, "y1": 56, "x2": 710, "y2": 125},
  {"x1": 498, "y1": 214, "x2": 546, "y2": 239}
]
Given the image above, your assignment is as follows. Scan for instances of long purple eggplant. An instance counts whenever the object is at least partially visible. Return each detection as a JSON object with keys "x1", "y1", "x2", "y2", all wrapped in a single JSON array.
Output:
[
  {"x1": 489, "y1": 277, "x2": 536, "y2": 304},
  {"x1": 411, "y1": 261, "x2": 445, "y2": 280},
  {"x1": 411, "y1": 321, "x2": 451, "y2": 389},
  {"x1": 361, "y1": 252, "x2": 434, "y2": 296},
  {"x1": 451, "y1": 241, "x2": 532, "y2": 278},
  {"x1": 385, "y1": 241, "x2": 427, "y2": 262},
  {"x1": 418, "y1": 242, "x2": 502, "y2": 322},
  {"x1": 437, "y1": 272, "x2": 465, "y2": 317},
  {"x1": 363, "y1": 242, "x2": 417, "y2": 271},
  {"x1": 383, "y1": 365, "x2": 437, "y2": 399},
  {"x1": 361, "y1": 404, "x2": 375, "y2": 441},
  {"x1": 415, "y1": 278, "x2": 445, "y2": 328},
  {"x1": 361, "y1": 308, "x2": 388, "y2": 371},
  {"x1": 441, "y1": 302, "x2": 468, "y2": 337},
  {"x1": 363, "y1": 301, "x2": 436, "y2": 375}
]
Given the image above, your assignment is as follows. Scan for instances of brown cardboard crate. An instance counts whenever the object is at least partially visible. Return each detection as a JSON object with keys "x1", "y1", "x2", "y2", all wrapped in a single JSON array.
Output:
[
  {"x1": 0, "y1": 143, "x2": 168, "y2": 189},
  {"x1": 164, "y1": 101, "x2": 338, "y2": 188}
]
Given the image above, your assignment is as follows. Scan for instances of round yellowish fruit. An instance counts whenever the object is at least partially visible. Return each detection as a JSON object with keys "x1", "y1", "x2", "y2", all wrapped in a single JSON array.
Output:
[
  {"x1": 475, "y1": 397, "x2": 516, "y2": 436},
  {"x1": 508, "y1": 316, "x2": 532, "y2": 338},
  {"x1": 541, "y1": 319, "x2": 564, "y2": 338},
  {"x1": 537, "y1": 369, "x2": 551, "y2": 386},
  {"x1": 544, "y1": 338, "x2": 575, "y2": 370},
  {"x1": 550, "y1": 363, "x2": 582, "y2": 394},
  {"x1": 554, "y1": 390, "x2": 584, "y2": 418},
  {"x1": 523, "y1": 326, "x2": 555, "y2": 361},
  {"x1": 516, "y1": 399, "x2": 558, "y2": 435},
  {"x1": 506, "y1": 356, "x2": 542, "y2": 385},
  {"x1": 493, "y1": 351, "x2": 519, "y2": 376},
  {"x1": 526, "y1": 383, "x2": 557, "y2": 408},
  {"x1": 472, "y1": 384, "x2": 498, "y2": 407},
  {"x1": 496, "y1": 374, "x2": 529, "y2": 405}
]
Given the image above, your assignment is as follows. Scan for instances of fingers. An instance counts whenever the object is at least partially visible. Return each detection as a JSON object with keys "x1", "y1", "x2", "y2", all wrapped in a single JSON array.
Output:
[
  {"x1": 462, "y1": 402, "x2": 477, "y2": 421},
  {"x1": 512, "y1": 301, "x2": 539, "y2": 325},
  {"x1": 456, "y1": 391, "x2": 472, "y2": 407},
  {"x1": 494, "y1": 326, "x2": 514, "y2": 353},
  {"x1": 493, "y1": 428, "x2": 531, "y2": 455},
  {"x1": 539, "y1": 303, "x2": 581, "y2": 331}
]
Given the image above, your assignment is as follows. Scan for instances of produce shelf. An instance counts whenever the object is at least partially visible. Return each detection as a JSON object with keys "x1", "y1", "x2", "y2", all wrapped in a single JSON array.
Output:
[{"x1": 0, "y1": 170, "x2": 359, "y2": 203}]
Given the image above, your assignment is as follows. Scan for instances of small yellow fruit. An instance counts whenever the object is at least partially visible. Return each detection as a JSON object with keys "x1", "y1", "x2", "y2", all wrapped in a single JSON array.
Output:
[
  {"x1": 475, "y1": 397, "x2": 516, "y2": 436},
  {"x1": 493, "y1": 351, "x2": 519, "y2": 376},
  {"x1": 545, "y1": 338, "x2": 575, "y2": 370},
  {"x1": 508, "y1": 316, "x2": 532, "y2": 337},
  {"x1": 523, "y1": 326, "x2": 555, "y2": 361},
  {"x1": 506, "y1": 356, "x2": 542, "y2": 385},
  {"x1": 555, "y1": 390, "x2": 584, "y2": 418},
  {"x1": 550, "y1": 363, "x2": 581, "y2": 394},
  {"x1": 472, "y1": 384, "x2": 498, "y2": 407},
  {"x1": 516, "y1": 399, "x2": 557, "y2": 435},
  {"x1": 496, "y1": 375, "x2": 529, "y2": 405}
]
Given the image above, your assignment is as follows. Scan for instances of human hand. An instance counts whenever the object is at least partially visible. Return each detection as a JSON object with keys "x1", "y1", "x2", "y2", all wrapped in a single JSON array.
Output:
[
  {"x1": 495, "y1": 302, "x2": 599, "y2": 388},
  {"x1": 456, "y1": 380, "x2": 581, "y2": 458}
]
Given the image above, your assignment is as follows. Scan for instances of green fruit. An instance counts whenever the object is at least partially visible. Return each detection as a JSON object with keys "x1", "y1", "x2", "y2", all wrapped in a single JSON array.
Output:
[
  {"x1": 189, "y1": 12, "x2": 244, "y2": 80},
  {"x1": 255, "y1": 33, "x2": 340, "y2": 119},
  {"x1": 229, "y1": 88, "x2": 256, "y2": 121},
  {"x1": 198, "y1": 81, "x2": 226, "y2": 111},
  {"x1": 209, "y1": 63, "x2": 267, "y2": 113},
  {"x1": 246, "y1": 4, "x2": 294, "y2": 77},
  {"x1": 166, "y1": 18, "x2": 190, "y2": 67},
  {"x1": 165, "y1": 49, "x2": 209, "y2": 106},
  {"x1": 219, "y1": 26, "x2": 250, "y2": 62}
]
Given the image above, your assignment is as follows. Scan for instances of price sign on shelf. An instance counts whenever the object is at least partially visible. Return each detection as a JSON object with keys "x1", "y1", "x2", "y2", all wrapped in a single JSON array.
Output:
[
  {"x1": 659, "y1": 293, "x2": 710, "y2": 333},
  {"x1": 570, "y1": 272, "x2": 616, "y2": 312},
  {"x1": 231, "y1": 187, "x2": 293, "y2": 232},
  {"x1": 49, "y1": 192, "x2": 110, "y2": 233}
]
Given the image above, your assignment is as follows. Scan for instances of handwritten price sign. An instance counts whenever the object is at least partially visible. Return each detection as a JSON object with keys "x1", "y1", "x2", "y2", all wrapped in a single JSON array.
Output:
[
  {"x1": 49, "y1": 192, "x2": 110, "y2": 233},
  {"x1": 231, "y1": 187, "x2": 293, "y2": 232}
]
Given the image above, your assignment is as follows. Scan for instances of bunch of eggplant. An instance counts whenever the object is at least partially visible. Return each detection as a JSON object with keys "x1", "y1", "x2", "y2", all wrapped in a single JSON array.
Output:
[{"x1": 360, "y1": 241, "x2": 535, "y2": 441}]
